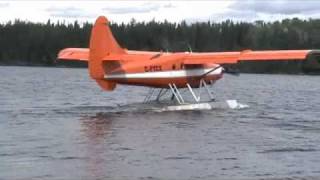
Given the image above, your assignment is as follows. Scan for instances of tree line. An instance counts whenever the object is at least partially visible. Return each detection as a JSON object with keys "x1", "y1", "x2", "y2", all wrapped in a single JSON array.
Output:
[{"x1": 0, "y1": 18, "x2": 320, "y2": 71}]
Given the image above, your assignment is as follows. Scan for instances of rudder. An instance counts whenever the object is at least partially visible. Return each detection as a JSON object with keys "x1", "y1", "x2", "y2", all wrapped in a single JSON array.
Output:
[{"x1": 89, "y1": 16, "x2": 125, "y2": 91}]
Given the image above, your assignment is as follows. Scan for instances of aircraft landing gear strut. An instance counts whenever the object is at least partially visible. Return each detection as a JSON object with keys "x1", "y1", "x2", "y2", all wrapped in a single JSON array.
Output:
[{"x1": 144, "y1": 79, "x2": 215, "y2": 104}]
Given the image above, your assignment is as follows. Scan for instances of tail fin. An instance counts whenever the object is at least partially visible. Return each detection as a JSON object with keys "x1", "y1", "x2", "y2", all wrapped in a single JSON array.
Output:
[{"x1": 89, "y1": 16, "x2": 125, "y2": 91}]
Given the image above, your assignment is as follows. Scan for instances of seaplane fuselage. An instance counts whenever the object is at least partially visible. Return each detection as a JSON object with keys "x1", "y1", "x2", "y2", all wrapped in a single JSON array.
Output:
[{"x1": 102, "y1": 51, "x2": 223, "y2": 88}]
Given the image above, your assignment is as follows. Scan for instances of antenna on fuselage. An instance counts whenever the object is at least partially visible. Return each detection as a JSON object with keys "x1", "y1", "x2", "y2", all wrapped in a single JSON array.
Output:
[{"x1": 187, "y1": 44, "x2": 192, "y2": 53}]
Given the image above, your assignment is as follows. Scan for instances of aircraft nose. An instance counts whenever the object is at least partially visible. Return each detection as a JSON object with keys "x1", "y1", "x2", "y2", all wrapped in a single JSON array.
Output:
[{"x1": 303, "y1": 51, "x2": 320, "y2": 74}]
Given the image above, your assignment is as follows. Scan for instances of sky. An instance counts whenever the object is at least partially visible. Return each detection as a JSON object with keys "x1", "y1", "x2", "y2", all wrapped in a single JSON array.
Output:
[{"x1": 1, "y1": 0, "x2": 320, "y2": 24}]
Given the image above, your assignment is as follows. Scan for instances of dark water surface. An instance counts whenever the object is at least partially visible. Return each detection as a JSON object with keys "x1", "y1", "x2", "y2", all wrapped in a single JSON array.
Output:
[{"x1": 1, "y1": 66, "x2": 320, "y2": 180}]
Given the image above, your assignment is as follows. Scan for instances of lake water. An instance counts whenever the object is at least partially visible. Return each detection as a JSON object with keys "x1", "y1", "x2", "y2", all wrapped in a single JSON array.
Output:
[{"x1": 0, "y1": 66, "x2": 320, "y2": 180}]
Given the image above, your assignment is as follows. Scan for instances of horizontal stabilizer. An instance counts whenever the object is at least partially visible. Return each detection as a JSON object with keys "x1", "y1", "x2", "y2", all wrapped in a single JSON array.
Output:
[{"x1": 57, "y1": 48, "x2": 89, "y2": 61}]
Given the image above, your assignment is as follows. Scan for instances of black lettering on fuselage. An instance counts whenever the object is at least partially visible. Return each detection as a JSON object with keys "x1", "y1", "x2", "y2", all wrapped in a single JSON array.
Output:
[{"x1": 144, "y1": 65, "x2": 162, "y2": 72}]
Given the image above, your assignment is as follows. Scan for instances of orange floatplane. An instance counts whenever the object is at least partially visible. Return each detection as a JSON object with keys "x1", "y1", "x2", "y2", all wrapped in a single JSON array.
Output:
[{"x1": 58, "y1": 16, "x2": 320, "y2": 107}]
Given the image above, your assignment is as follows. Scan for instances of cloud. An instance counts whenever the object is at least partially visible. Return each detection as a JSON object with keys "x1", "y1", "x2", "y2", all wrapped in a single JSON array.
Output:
[
  {"x1": 229, "y1": 0, "x2": 320, "y2": 15},
  {"x1": 103, "y1": 5, "x2": 158, "y2": 14},
  {"x1": 46, "y1": 7, "x2": 95, "y2": 18},
  {"x1": 213, "y1": 10, "x2": 259, "y2": 22},
  {"x1": 102, "y1": 2, "x2": 175, "y2": 14},
  {"x1": 207, "y1": 0, "x2": 320, "y2": 22},
  {"x1": 0, "y1": 2, "x2": 9, "y2": 8},
  {"x1": 163, "y1": 3, "x2": 176, "y2": 9}
]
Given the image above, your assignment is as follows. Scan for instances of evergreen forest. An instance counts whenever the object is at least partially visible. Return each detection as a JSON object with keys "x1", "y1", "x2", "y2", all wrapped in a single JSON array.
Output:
[{"x1": 1, "y1": 18, "x2": 320, "y2": 73}]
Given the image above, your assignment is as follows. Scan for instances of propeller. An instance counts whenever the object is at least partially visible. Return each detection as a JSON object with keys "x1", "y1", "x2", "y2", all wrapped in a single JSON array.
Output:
[
  {"x1": 201, "y1": 65, "x2": 240, "y2": 78},
  {"x1": 223, "y1": 66, "x2": 240, "y2": 76},
  {"x1": 201, "y1": 65, "x2": 223, "y2": 78}
]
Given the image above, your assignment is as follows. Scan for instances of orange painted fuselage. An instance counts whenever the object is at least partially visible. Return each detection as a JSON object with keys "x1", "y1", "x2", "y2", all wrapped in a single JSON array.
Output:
[{"x1": 101, "y1": 51, "x2": 224, "y2": 88}]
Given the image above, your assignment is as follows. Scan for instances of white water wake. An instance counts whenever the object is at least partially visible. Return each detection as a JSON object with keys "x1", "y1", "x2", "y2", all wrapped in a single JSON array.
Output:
[{"x1": 226, "y1": 100, "x2": 250, "y2": 109}]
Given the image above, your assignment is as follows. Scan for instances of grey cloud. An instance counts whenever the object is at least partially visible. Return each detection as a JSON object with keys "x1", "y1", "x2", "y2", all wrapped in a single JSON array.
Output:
[
  {"x1": 205, "y1": 0, "x2": 320, "y2": 22},
  {"x1": 186, "y1": 9, "x2": 259, "y2": 23},
  {"x1": 103, "y1": 4, "x2": 159, "y2": 14},
  {"x1": 46, "y1": 7, "x2": 95, "y2": 18},
  {"x1": 103, "y1": 2, "x2": 174, "y2": 14},
  {"x1": 163, "y1": 3, "x2": 176, "y2": 9},
  {"x1": 229, "y1": 0, "x2": 320, "y2": 15},
  {"x1": 214, "y1": 9, "x2": 259, "y2": 22},
  {"x1": 0, "y1": 2, "x2": 9, "y2": 8}
]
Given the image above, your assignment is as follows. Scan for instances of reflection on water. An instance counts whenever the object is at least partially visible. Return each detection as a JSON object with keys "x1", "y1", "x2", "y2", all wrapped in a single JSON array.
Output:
[
  {"x1": 81, "y1": 113, "x2": 114, "y2": 142},
  {"x1": 81, "y1": 114, "x2": 114, "y2": 180},
  {"x1": 1, "y1": 66, "x2": 320, "y2": 179}
]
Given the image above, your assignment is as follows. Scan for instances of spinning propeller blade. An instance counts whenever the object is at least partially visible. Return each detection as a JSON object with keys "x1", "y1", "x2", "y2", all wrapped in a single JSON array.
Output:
[{"x1": 201, "y1": 65, "x2": 240, "y2": 78}]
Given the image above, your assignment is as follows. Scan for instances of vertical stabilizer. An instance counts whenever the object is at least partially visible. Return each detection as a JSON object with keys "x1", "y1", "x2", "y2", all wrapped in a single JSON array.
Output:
[{"x1": 89, "y1": 16, "x2": 124, "y2": 91}]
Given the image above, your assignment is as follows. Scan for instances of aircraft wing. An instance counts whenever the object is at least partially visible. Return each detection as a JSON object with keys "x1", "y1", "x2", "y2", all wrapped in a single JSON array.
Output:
[
  {"x1": 183, "y1": 50, "x2": 319, "y2": 65},
  {"x1": 185, "y1": 50, "x2": 320, "y2": 64},
  {"x1": 57, "y1": 48, "x2": 318, "y2": 63},
  {"x1": 238, "y1": 50, "x2": 312, "y2": 61},
  {"x1": 57, "y1": 48, "x2": 89, "y2": 61}
]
